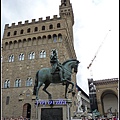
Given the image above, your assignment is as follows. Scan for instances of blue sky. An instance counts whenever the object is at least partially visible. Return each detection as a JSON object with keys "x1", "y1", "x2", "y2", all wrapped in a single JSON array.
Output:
[{"x1": 1, "y1": 0, "x2": 119, "y2": 95}]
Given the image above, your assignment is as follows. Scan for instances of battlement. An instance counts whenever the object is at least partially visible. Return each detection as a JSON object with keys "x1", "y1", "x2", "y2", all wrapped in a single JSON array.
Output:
[{"x1": 4, "y1": 15, "x2": 60, "y2": 29}]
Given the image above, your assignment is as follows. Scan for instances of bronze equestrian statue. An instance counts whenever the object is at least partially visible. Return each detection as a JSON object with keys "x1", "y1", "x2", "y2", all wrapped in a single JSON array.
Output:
[
  {"x1": 50, "y1": 49, "x2": 65, "y2": 81},
  {"x1": 33, "y1": 49, "x2": 80, "y2": 99}
]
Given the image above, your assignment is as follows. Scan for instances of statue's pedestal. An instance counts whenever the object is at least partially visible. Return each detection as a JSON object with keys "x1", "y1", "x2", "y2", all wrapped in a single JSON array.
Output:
[
  {"x1": 35, "y1": 99, "x2": 72, "y2": 120},
  {"x1": 107, "y1": 113, "x2": 112, "y2": 119}
]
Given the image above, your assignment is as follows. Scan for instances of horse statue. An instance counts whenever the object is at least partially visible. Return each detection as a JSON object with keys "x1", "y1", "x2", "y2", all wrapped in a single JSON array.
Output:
[{"x1": 33, "y1": 59, "x2": 80, "y2": 99}]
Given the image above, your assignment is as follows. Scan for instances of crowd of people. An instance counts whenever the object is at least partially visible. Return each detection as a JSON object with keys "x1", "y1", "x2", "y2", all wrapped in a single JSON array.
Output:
[
  {"x1": 81, "y1": 117, "x2": 118, "y2": 120},
  {"x1": 2, "y1": 116, "x2": 30, "y2": 120},
  {"x1": 2, "y1": 116, "x2": 118, "y2": 120}
]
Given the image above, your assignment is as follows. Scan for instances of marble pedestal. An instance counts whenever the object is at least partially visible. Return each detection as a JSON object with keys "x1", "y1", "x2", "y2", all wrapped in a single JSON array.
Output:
[{"x1": 35, "y1": 99, "x2": 72, "y2": 120}]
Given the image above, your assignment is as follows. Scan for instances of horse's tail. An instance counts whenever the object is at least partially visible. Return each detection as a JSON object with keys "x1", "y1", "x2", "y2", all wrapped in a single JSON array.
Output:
[{"x1": 33, "y1": 71, "x2": 39, "y2": 95}]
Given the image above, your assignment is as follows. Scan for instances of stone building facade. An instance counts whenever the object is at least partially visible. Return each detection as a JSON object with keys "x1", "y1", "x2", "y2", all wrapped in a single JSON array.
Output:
[
  {"x1": 94, "y1": 78, "x2": 118, "y2": 117},
  {"x1": 88, "y1": 78, "x2": 119, "y2": 118},
  {"x1": 2, "y1": 0, "x2": 78, "y2": 119}
]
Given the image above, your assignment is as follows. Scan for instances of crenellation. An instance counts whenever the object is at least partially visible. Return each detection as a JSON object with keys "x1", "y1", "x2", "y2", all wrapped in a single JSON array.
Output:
[
  {"x1": 5, "y1": 24, "x2": 9, "y2": 29},
  {"x1": 18, "y1": 21, "x2": 22, "y2": 26},
  {"x1": 46, "y1": 16, "x2": 50, "y2": 20},
  {"x1": 53, "y1": 15, "x2": 58, "y2": 19},
  {"x1": 39, "y1": 18, "x2": 43, "y2": 22},
  {"x1": 32, "y1": 19, "x2": 36, "y2": 23},
  {"x1": 4, "y1": 16, "x2": 61, "y2": 30},
  {"x1": 11, "y1": 23, "x2": 15, "y2": 27},
  {"x1": 25, "y1": 20, "x2": 29, "y2": 24}
]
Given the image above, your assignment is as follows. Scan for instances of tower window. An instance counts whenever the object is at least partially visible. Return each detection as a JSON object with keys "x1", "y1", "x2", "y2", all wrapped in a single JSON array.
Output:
[
  {"x1": 28, "y1": 52, "x2": 35, "y2": 60},
  {"x1": 4, "y1": 80, "x2": 10, "y2": 88},
  {"x1": 53, "y1": 34, "x2": 57, "y2": 42},
  {"x1": 49, "y1": 24, "x2": 53, "y2": 29},
  {"x1": 7, "y1": 32, "x2": 10, "y2": 36},
  {"x1": 58, "y1": 34, "x2": 62, "y2": 41},
  {"x1": 27, "y1": 28, "x2": 31, "y2": 33},
  {"x1": 42, "y1": 26, "x2": 45, "y2": 30},
  {"x1": 40, "y1": 50, "x2": 46, "y2": 58},
  {"x1": 20, "y1": 29, "x2": 24, "y2": 34},
  {"x1": 26, "y1": 78, "x2": 33, "y2": 86},
  {"x1": 8, "y1": 55, "x2": 14, "y2": 62},
  {"x1": 34, "y1": 27, "x2": 38, "y2": 32},
  {"x1": 14, "y1": 31, "x2": 17, "y2": 35},
  {"x1": 15, "y1": 79, "x2": 21, "y2": 87},
  {"x1": 19, "y1": 53, "x2": 24, "y2": 61},
  {"x1": 57, "y1": 23, "x2": 61, "y2": 28},
  {"x1": 48, "y1": 35, "x2": 52, "y2": 40}
]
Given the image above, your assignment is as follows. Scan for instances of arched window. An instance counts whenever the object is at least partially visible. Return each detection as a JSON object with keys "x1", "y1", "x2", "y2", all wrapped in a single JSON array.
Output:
[
  {"x1": 20, "y1": 29, "x2": 24, "y2": 34},
  {"x1": 57, "y1": 23, "x2": 61, "y2": 28},
  {"x1": 49, "y1": 24, "x2": 53, "y2": 29},
  {"x1": 48, "y1": 35, "x2": 51, "y2": 40},
  {"x1": 34, "y1": 27, "x2": 38, "y2": 32},
  {"x1": 19, "y1": 53, "x2": 24, "y2": 61},
  {"x1": 4, "y1": 80, "x2": 7, "y2": 88},
  {"x1": 26, "y1": 78, "x2": 33, "y2": 86},
  {"x1": 14, "y1": 31, "x2": 17, "y2": 35},
  {"x1": 4, "y1": 80, "x2": 10, "y2": 88},
  {"x1": 27, "y1": 28, "x2": 31, "y2": 33},
  {"x1": 15, "y1": 79, "x2": 21, "y2": 87},
  {"x1": 42, "y1": 26, "x2": 45, "y2": 30},
  {"x1": 8, "y1": 55, "x2": 14, "y2": 62},
  {"x1": 7, "y1": 80, "x2": 10, "y2": 88},
  {"x1": 7, "y1": 32, "x2": 10, "y2": 36},
  {"x1": 58, "y1": 34, "x2": 62, "y2": 41},
  {"x1": 28, "y1": 52, "x2": 35, "y2": 60},
  {"x1": 40, "y1": 50, "x2": 46, "y2": 58},
  {"x1": 53, "y1": 34, "x2": 57, "y2": 42}
]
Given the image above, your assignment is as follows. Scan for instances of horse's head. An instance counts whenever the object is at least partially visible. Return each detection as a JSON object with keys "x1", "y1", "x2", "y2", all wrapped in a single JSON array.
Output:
[
  {"x1": 62, "y1": 59, "x2": 80, "y2": 74},
  {"x1": 73, "y1": 60, "x2": 80, "y2": 73}
]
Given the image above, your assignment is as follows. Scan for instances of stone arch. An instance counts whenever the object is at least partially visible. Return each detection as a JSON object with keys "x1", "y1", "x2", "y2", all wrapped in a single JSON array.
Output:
[
  {"x1": 32, "y1": 37, "x2": 37, "y2": 45},
  {"x1": 49, "y1": 24, "x2": 53, "y2": 29},
  {"x1": 53, "y1": 34, "x2": 57, "y2": 42},
  {"x1": 9, "y1": 41, "x2": 13, "y2": 49},
  {"x1": 22, "y1": 103, "x2": 31, "y2": 119},
  {"x1": 14, "y1": 40, "x2": 18, "y2": 48},
  {"x1": 48, "y1": 35, "x2": 52, "y2": 39},
  {"x1": 48, "y1": 35, "x2": 52, "y2": 43},
  {"x1": 18, "y1": 39, "x2": 22, "y2": 48},
  {"x1": 23, "y1": 39, "x2": 27, "y2": 47},
  {"x1": 37, "y1": 36, "x2": 42, "y2": 45},
  {"x1": 5, "y1": 42, "x2": 9, "y2": 49},
  {"x1": 14, "y1": 31, "x2": 17, "y2": 35},
  {"x1": 27, "y1": 28, "x2": 31, "y2": 33},
  {"x1": 57, "y1": 23, "x2": 61, "y2": 28},
  {"x1": 101, "y1": 89, "x2": 118, "y2": 116},
  {"x1": 34, "y1": 27, "x2": 38, "y2": 32},
  {"x1": 37, "y1": 36, "x2": 41, "y2": 40},
  {"x1": 58, "y1": 33, "x2": 62, "y2": 42},
  {"x1": 7, "y1": 32, "x2": 10, "y2": 36},
  {"x1": 42, "y1": 35, "x2": 47, "y2": 44},
  {"x1": 20, "y1": 29, "x2": 24, "y2": 34},
  {"x1": 42, "y1": 35, "x2": 46, "y2": 39},
  {"x1": 27, "y1": 38, "x2": 32, "y2": 46},
  {"x1": 42, "y1": 26, "x2": 45, "y2": 30}
]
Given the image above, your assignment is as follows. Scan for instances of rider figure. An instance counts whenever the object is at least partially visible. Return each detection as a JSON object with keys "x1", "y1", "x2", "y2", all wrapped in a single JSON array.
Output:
[{"x1": 50, "y1": 49, "x2": 65, "y2": 81}]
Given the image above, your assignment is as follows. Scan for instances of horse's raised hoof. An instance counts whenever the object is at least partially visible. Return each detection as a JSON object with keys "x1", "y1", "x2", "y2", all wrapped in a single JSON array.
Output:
[{"x1": 68, "y1": 89, "x2": 73, "y2": 93}]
